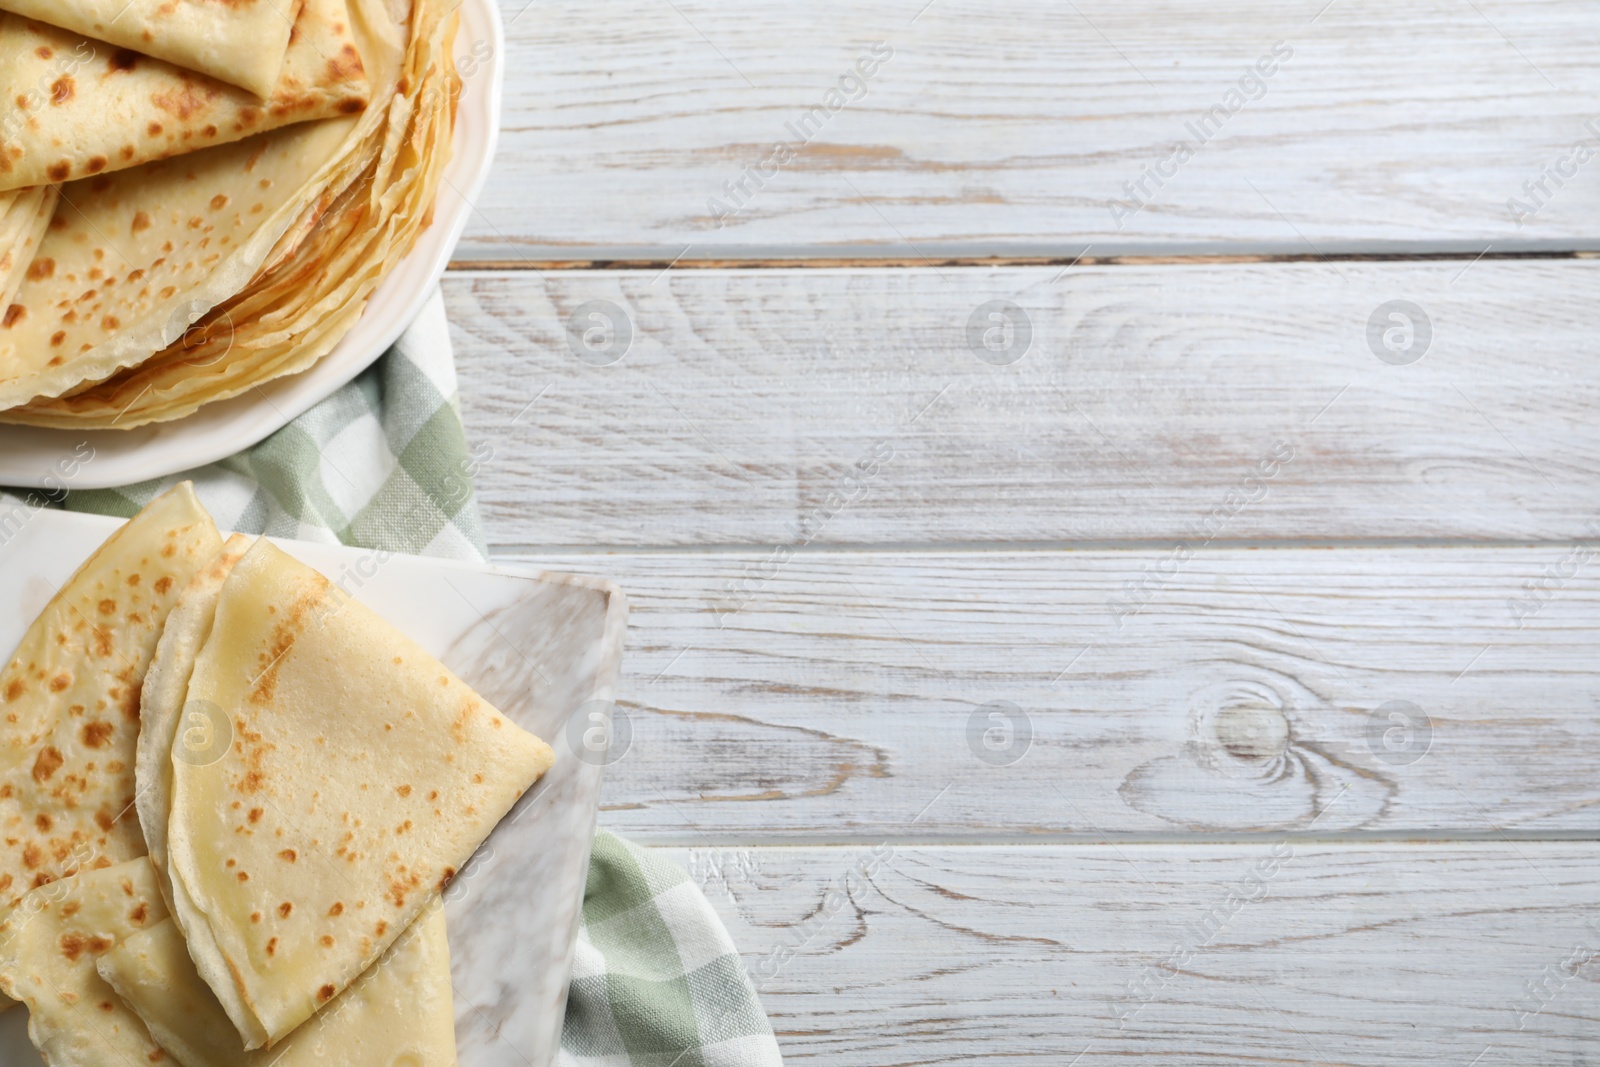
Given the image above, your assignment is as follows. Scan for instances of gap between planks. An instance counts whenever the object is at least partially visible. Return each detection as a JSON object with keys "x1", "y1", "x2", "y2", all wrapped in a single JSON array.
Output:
[
  {"x1": 488, "y1": 537, "x2": 1600, "y2": 556},
  {"x1": 448, "y1": 250, "x2": 1600, "y2": 272},
  {"x1": 610, "y1": 830, "x2": 1600, "y2": 847}
]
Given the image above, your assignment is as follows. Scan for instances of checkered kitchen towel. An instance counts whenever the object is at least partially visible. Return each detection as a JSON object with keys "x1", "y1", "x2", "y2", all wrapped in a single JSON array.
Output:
[
  {"x1": 567, "y1": 832, "x2": 783, "y2": 1067},
  {"x1": 18, "y1": 287, "x2": 784, "y2": 1067}
]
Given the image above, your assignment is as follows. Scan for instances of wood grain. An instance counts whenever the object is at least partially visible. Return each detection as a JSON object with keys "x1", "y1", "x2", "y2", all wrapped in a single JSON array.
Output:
[
  {"x1": 452, "y1": 7, "x2": 1600, "y2": 1055},
  {"x1": 662, "y1": 842, "x2": 1600, "y2": 1065},
  {"x1": 467, "y1": 0, "x2": 1600, "y2": 260},
  {"x1": 447, "y1": 262, "x2": 1600, "y2": 548},
  {"x1": 492, "y1": 546, "x2": 1600, "y2": 840}
]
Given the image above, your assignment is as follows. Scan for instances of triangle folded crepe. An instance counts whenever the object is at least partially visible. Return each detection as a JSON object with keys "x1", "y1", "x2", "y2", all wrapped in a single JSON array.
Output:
[
  {"x1": 0, "y1": 858, "x2": 172, "y2": 1066},
  {"x1": 2, "y1": 0, "x2": 456, "y2": 429},
  {"x1": 0, "y1": 0, "x2": 304, "y2": 99},
  {"x1": 97, "y1": 906, "x2": 458, "y2": 1065},
  {"x1": 0, "y1": 185, "x2": 55, "y2": 313},
  {"x1": 0, "y1": 0, "x2": 371, "y2": 196},
  {"x1": 159, "y1": 538, "x2": 554, "y2": 1047},
  {"x1": 0, "y1": 482, "x2": 219, "y2": 922},
  {"x1": 0, "y1": 0, "x2": 408, "y2": 414}
]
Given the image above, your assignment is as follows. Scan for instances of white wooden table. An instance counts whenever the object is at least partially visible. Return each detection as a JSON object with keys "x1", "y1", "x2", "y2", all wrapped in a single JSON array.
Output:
[{"x1": 454, "y1": 2, "x2": 1600, "y2": 1061}]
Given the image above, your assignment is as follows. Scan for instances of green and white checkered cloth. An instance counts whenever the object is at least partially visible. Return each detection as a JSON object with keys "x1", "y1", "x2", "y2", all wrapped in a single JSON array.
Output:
[
  {"x1": 3, "y1": 287, "x2": 782, "y2": 1067},
  {"x1": 568, "y1": 833, "x2": 783, "y2": 1067}
]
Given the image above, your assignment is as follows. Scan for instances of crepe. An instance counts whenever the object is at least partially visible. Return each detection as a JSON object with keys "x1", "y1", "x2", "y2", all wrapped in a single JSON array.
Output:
[
  {"x1": 0, "y1": 858, "x2": 170, "y2": 1066},
  {"x1": 0, "y1": 0, "x2": 371, "y2": 196},
  {"x1": 0, "y1": 121, "x2": 358, "y2": 411},
  {"x1": 0, "y1": 0, "x2": 408, "y2": 415},
  {"x1": 2, "y1": 0, "x2": 454, "y2": 429},
  {"x1": 98, "y1": 906, "x2": 457, "y2": 1065},
  {"x1": 134, "y1": 532, "x2": 251, "y2": 915},
  {"x1": 0, "y1": 0, "x2": 304, "y2": 99},
  {"x1": 165, "y1": 537, "x2": 553, "y2": 1047},
  {"x1": 0, "y1": 482, "x2": 219, "y2": 923},
  {"x1": 0, "y1": 185, "x2": 55, "y2": 312}
]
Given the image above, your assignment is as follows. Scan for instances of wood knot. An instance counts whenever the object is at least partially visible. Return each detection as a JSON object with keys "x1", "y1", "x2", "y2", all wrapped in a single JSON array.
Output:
[
  {"x1": 1213, "y1": 700, "x2": 1290, "y2": 764},
  {"x1": 1192, "y1": 680, "x2": 1292, "y2": 779},
  {"x1": 1117, "y1": 670, "x2": 1395, "y2": 831}
]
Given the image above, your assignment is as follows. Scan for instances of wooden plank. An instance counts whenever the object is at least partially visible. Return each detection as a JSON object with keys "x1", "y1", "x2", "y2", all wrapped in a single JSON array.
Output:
[
  {"x1": 493, "y1": 546, "x2": 1600, "y2": 840},
  {"x1": 447, "y1": 262, "x2": 1600, "y2": 547},
  {"x1": 467, "y1": 0, "x2": 1600, "y2": 260},
  {"x1": 659, "y1": 842, "x2": 1600, "y2": 1065}
]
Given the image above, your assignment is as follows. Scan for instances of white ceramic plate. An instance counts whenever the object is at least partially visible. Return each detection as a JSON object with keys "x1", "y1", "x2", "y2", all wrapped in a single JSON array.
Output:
[
  {"x1": 0, "y1": 510, "x2": 628, "y2": 1067},
  {"x1": 0, "y1": 0, "x2": 503, "y2": 491}
]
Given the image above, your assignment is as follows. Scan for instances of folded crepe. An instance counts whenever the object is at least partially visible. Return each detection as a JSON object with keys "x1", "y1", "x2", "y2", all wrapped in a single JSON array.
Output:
[
  {"x1": 2, "y1": 0, "x2": 455, "y2": 429},
  {"x1": 0, "y1": 483, "x2": 219, "y2": 921},
  {"x1": 0, "y1": 858, "x2": 171, "y2": 1066},
  {"x1": 0, "y1": 0, "x2": 370, "y2": 196},
  {"x1": 0, "y1": 184, "x2": 54, "y2": 312},
  {"x1": 0, "y1": 0, "x2": 305, "y2": 99},
  {"x1": 0, "y1": 0, "x2": 408, "y2": 415},
  {"x1": 135, "y1": 531, "x2": 252, "y2": 914},
  {"x1": 98, "y1": 906, "x2": 457, "y2": 1065},
  {"x1": 163, "y1": 538, "x2": 553, "y2": 1047}
]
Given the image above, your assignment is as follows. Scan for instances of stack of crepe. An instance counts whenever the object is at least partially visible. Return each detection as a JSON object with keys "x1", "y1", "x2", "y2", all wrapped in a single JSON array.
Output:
[
  {"x1": 0, "y1": 484, "x2": 558, "y2": 1064},
  {"x1": 0, "y1": 0, "x2": 459, "y2": 429}
]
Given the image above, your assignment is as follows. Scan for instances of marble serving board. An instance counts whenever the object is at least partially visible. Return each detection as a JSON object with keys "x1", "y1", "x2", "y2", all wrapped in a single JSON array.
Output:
[{"x1": 0, "y1": 509, "x2": 627, "y2": 1067}]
